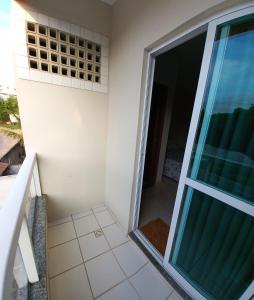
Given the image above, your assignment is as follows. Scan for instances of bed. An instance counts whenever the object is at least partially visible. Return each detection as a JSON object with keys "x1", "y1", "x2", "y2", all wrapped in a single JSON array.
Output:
[{"x1": 163, "y1": 147, "x2": 184, "y2": 182}]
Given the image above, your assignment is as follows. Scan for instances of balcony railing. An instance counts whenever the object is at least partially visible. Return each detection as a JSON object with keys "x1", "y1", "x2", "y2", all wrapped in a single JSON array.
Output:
[{"x1": 0, "y1": 153, "x2": 41, "y2": 300}]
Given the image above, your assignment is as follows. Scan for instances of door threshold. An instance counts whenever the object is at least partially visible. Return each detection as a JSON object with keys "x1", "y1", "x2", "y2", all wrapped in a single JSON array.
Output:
[
  {"x1": 130, "y1": 230, "x2": 191, "y2": 300},
  {"x1": 132, "y1": 229, "x2": 164, "y2": 265}
]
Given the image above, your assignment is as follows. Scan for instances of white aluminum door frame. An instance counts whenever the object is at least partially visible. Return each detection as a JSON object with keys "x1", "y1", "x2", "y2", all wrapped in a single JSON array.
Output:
[
  {"x1": 132, "y1": 3, "x2": 254, "y2": 300},
  {"x1": 132, "y1": 24, "x2": 208, "y2": 231},
  {"x1": 162, "y1": 5, "x2": 254, "y2": 300}
]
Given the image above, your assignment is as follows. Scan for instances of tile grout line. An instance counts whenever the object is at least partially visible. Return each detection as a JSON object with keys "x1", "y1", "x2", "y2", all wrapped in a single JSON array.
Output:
[
  {"x1": 130, "y1": 235, "x2": 180, "y2": 297},
  {"x1": 48, "y1": 236, "x2": 77, "y2": 249},
  {"x1": 164, "y1": 288, "x2": 174, "y2": 300},
  {"x1": 80, "y1": 236, "x2": 131, "y2": 264},
  {"x1": 165, "y1": 288, "x2": 174, "y2": 300},
  {"x1": 72, "y1": 213, "x2": 94, "y2": 221},
  {"x1": 165, "y1": 284, "x2": 175, "y2": 300},
  {"x1": 93, "y1": 209, "x2": 145, "y2": 300},
  {"x1": 47, "y1": 212, "x2": 92, "y2": 228},
  {"x1": 48, "y1": 215, "x2": 87, "y2": 281},
  {"x1": 72, "y1": 227, "x2": 100, "y2": 240},
  {"x1": 93, "y1": 278, "x2": 127, "y2": 299},
  {"x1": 49, "y1": 262, "x2": 84, "y2": 280},
  {"x1": 83, "y1": 246, "x2": 111, "y2": 264},
  {"x1": 48, "y1": 219, "x2": 72, "y2": 228},
  {"x1": 49, "y1": 207, "x2": 174, "y2": 300},
  {"x1": 92, "y1": 209, "x2": 130, "y2": 300},
  {"x1": 47, "y1": 207, "x2": 118, "y2": 299},
  {"x1": 85, "y1": 207, "x2": 126, "y2": 299},
  {"x1": 49, "y1": 211, "x2": 125, "y2": 250},
  {"x1": 93, "y1": 208, "x2": 116, "y2": 229},
  {"x1": 71, "y1": 214, "x2": 96, "y2": 300},
  {"x1": 95, "y1": 207, "x2": 173, "y2": 300},
  {"x1": 99, "y1": 220, "x2": 116, "y2": 230},
  {"x1": 110, "y1": 239, "x2": 149, "y2": 300},
  {"x1": 48, "y1": 207, "x2": 98, "y2": 227}
]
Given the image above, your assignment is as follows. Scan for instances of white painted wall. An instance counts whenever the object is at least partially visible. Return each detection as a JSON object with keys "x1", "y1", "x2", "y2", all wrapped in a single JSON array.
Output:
[
  {"x1": 14, "y1": 0, "x2": 248, "y2": 225},
  {"x1": 22, "y1": 0, "x2": 111, "y2": 36},
  {"x1": 15, "y1": 0, "x2": 111, "y2": 221},
  {"x1": 105, "y1": 0, "x2": 247, "y2": 231}
]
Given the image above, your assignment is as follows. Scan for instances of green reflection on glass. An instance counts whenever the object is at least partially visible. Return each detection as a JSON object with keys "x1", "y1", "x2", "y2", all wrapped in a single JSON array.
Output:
[
  {"x1": 171, "y1": 188, "x2": 254, "y2": 300},
  {"x1": 189, "y1": 15, "x2": 254, "y2": 203}
]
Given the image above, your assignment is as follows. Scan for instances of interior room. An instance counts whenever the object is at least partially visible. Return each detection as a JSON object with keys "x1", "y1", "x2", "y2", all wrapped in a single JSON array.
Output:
[{"x1": 138, "y1": 32, "x2": 207, "y2": 255}]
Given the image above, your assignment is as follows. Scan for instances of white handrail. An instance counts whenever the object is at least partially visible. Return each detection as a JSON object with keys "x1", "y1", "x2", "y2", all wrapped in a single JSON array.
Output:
[{"x1": 0, "y1": 153, "x2": 40, "y2": 300}]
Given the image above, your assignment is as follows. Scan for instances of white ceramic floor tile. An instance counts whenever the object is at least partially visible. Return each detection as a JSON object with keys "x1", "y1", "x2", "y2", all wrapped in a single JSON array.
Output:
[
  {"x1": 103, "y1": 223, "x2": 129, "y2": 248},
  {"x1": 72, "y1": 208, "x2": 93, "y2": 220},
  {"x1": 93, "y1": 205, "x2": 107, "y2": 213},
  {"x1": 79, "y1": 232, "x2": 110, "y2": 261},
  {"x1": 50, "y1": 264, "x2": 93, "y2": 300},
  {"x1": 97, "y1": 280, "x2": 140, "y2": 300},
  {"x1": 49, "y1": 239, "x2": 83, "y2": 277},
  {"x1": 95, "y1": 210, "x2": 115, "y2": 228},
  {"x1": 48, "y1": 222, "x2": 76, "y2": 247},
  {"x1": 113, "y1": 241, "x2": 148, "y2": 276},
  {"x1": 85, "y1": 251, "x2": 125, "y2": 297},
  {"x1": 129, "y1": 264, "x2": 173, "y2": 300},
  {"x1": 74, "y1": 214, "x2": 100, "y2": 237},
  {"x1": 48, "y1": 216, "x2": 72, "y2": 227},
  {"x1": 167, "y1": 292, "x2": 183, "y2": 300}
]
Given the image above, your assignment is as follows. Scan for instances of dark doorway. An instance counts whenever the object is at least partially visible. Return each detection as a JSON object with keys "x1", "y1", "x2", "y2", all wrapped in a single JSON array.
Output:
[
  {"x1": 143, "y1": 83, "x2": 168, "y2": 188},
  {"x1": 138, "y1": 32, "x2": 207, "y2": 256}
]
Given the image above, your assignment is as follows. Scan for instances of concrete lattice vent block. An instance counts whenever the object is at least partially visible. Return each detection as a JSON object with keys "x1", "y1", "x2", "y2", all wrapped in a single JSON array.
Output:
[
  {"x1": 70, "y1": 69, "x2": 77, "y2": 78},
  {"x1": 61, "y1": 67, "x2": 68, "y2": 76},
  {"x1": 28, "y1": 47, "x2": 37, "y2": 58},
  {"x1": 27, "y1": 21, "x2": 36, "y2": 33},
  {"x1": 41, "y1": 62, "x2": 49, "y2": 72},
  {"x1": 79, "y1": 71, "x2": 85, "y2": 80},
  {"x1": 25, "y1": 21, "x2": 102, "y2": 82},
  {"x1": 51, "y1": 64, "x2": 59, "y2": 74},
  {"x1": 29, "y1": 59, "x2": 39, "y2": 69},
  {"x1": 39, "y1": 37, "x2": 47, "y2": 48},
  {"x1": 38, "y1": 24, "x2": 47, "y2": 36}
]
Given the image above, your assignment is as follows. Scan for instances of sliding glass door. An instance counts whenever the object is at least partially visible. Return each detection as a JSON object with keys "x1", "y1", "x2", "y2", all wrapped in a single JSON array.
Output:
[{"x1": 164, "y1": 7, "x2": 254, "y2": 300}]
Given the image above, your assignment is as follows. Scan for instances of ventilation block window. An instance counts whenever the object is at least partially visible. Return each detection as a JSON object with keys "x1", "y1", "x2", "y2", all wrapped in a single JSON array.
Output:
[
  {"x1": 51, "y1": 65, "x2": 59, "y2": 74},
  {"x1": 61, "y1": 56, "x2": 68, "y2": 65},
  {"x1": 29, "y1": 59, "x2": 38, "y2": 69},
  {"x1": 27, "y1": 22, "x2": 36, "y2": 32},
  {"x1": 39, "y1": 37, "x2": 47, "y2": 48},
  {"x1": 61, "y1": 67, "x2": 68, "y2": 76},
  {"x1": 41, "y1": 62, "x2": 49, "y2": 72},
  {"x1": 60, "y1": 32, "x2": 67, "y2": 42},
  {"x1": 26, "y1": 21, "x2": 102, "y2": 82},
  {"x1": 49, "y1": 28, "x2": 57, "y2": 39},
  {"x1": 38, "y1": 24, "x2": 47, "y2": 35},
  {"x1": 28, "y1": 47, "x2": 37, "y2": 58},
  {"x1": 28, "y1": 34, "x2": 36, "y2": 45},
  {"x1": 40, "y1": 50, "x2": 48, "y2": 60}
]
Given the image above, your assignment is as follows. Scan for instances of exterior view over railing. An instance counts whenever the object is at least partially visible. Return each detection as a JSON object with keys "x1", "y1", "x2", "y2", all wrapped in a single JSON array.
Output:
[{"x1": 0, "y1": 153, "x2": 41, "y2": 300}]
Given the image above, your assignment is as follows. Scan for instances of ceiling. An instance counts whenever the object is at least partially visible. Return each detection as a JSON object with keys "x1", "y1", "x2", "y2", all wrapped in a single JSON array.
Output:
[{"x1": 100, "y1": 0, "x2": 117, "y2": 5}]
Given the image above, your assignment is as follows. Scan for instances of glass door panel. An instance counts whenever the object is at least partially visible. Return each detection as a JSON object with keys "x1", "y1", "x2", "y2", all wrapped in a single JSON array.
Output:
[
  {"x1": 164, "y1": 11, "x2": 254, "y2": 300},
  {"x1": 189, "y1": 14, "x2": 254, "y2": 204},
  {"x1": 170, "y1": 188, "x2": 254, "y2": 300}
]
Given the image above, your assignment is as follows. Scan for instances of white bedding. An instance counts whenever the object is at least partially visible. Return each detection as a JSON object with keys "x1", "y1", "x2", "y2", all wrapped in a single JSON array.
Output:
[
  {"x1": 163, "y1": 158, "x2": 182, "y2": 182},
  {"x1": 162, "y1": 147, "x2": 184, "y2": 182}
]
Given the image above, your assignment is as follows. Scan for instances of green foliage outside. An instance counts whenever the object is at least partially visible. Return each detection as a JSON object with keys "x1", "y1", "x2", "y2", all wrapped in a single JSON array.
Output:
[
  {"x1": 0, "y1": 96, "x2": 23, "y2": 142},
  {"x1": 0, "y1": 96, "x2": 20, "y2": 123}
]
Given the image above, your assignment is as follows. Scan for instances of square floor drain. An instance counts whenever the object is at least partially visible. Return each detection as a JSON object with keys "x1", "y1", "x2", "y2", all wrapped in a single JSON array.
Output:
[{"x1": 94, "y1": 229, "x2": 103, "y2": 238}]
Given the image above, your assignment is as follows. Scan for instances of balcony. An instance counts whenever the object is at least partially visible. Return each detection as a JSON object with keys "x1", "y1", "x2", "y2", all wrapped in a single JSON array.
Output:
[
  {"x1": 0, "y1": 154, "x2": 183, "y2": 300},
  {"x1": 1, "y1": 0, "x2": 253, "y2": 299}
]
